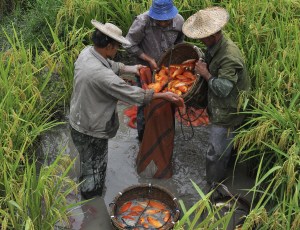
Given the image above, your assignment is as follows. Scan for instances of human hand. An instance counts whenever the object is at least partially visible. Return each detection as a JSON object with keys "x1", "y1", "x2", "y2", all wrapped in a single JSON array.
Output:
[
  {"x1": 195, "y1": 60, "x2": 212, "y2": 81},
  {"x1": 148, "y1": 58, "x2": 158, "y2": 71},
  {"x1": 159, "y1": 92, "x2": 184, "y2": 107},
  {"x1": 135, "y1": 64, "x2": 146, "y2": 76},
  {"x1": 138, "y1": 53, "x2": 158, "y2": 70}
]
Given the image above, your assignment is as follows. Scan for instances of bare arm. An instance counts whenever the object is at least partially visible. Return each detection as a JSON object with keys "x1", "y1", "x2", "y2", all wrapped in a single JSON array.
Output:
[{"x1": 139, "y1": 53, "x2": 158, "y2": 70}]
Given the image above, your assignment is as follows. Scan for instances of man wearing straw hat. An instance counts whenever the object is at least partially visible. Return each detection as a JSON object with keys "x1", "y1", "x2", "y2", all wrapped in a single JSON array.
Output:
[
  {"x1": 182, "y1": 7, "x2": 251, "y2": 184},
  {"x1": 124, "y1": 0, "x2": 184, "y2": 142},
  {"x1": 69, "y1": 20, "x2": 182, "y2": 199}
]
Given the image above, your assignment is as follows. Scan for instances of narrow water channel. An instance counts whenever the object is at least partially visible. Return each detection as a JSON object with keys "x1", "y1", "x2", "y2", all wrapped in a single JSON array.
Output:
[{"x1": 38, "y1": 102, "x2": 254, "y2": 230}]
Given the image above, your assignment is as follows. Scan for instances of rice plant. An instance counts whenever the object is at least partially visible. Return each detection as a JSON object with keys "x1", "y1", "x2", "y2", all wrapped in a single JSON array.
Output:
[
  {"x1": 1, "y1": 0, "x2": 300, "y2": 229},
  {"x1": 174, "y1": 181, "x2": 239, "y2": 230},
  {"x1": 0, "y1": 25, "x2": 83, "y2": 229}
]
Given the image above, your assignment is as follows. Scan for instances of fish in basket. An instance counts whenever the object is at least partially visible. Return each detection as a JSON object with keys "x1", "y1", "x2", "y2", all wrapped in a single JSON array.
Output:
[
  {"x1": 109, "y1": 184, "x2": 181, "y2": 230},
  {"x1": 147, "y1": 43, "x2": 208, "y2": 109}
]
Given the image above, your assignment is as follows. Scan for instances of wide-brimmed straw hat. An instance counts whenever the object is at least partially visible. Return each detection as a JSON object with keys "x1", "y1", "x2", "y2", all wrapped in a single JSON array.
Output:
[
  {"x1": 91, "y1": 19, "x2": 131, "y2": 45},
  {"x1": 148, "y1": 0, "x2": 178, "y2": 20},
  {"x1": 182, "y1": 7, "x2": 229, "y2": 39}
]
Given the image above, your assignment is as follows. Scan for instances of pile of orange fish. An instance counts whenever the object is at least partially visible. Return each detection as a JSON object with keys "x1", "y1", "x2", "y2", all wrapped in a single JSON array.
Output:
[
  {"x1": 147, "y1": 59, "x2": 197, "y2": 96},
  {"x1": 116, "y1": 198, "x2": 173, "y2": 229}
]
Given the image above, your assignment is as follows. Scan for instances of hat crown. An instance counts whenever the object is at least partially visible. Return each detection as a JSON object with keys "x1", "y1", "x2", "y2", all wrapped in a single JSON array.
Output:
[
  {"x1": 103, "y1": 23, "x2": 123, "y2": 38},
  {"x1": 148, "y1": 0, "x2": 178, "y2": 20},
  {"x1": 152, "y1": 0, "x2": 174, "y2": 12},
  {"x1": 91, "y1": 19, "x2": 130, "y2": 45},
  {"x1": 182, "y1": 7, "x2": 229, "y2": 39}
]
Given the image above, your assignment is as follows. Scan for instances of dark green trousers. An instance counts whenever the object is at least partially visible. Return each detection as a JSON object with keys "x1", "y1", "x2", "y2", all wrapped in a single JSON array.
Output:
[{"x1": 70, "y1": 127, "x2": 108, "y2": 199}]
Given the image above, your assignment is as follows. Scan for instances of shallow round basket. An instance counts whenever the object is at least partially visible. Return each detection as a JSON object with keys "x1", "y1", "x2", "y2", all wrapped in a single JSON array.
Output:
[
  {"x1": 109, "y1": 184, "x2": 181, "y2": 230},
  {"x1": 158, "y1": 43, "x2": 208, "y2": 109}
]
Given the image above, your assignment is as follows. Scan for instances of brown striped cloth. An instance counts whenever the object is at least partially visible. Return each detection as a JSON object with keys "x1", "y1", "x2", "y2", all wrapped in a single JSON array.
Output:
[{"x1": 136, "y1": 67, "x2": 177, "y2": 179}]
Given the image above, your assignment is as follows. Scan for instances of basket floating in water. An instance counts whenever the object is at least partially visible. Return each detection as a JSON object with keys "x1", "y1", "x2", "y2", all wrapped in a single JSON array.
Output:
[{"x1": 109, "y1": 184, "x2": 180, "y2": 230}]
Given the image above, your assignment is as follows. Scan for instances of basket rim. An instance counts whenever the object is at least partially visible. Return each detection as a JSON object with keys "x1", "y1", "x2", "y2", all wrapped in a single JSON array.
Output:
[
  {"x1": 110, "y1": 183, "x2": 180, "y2": 207},
  {"x1": 157, "y1": 42, "x2": 202, "y2": 67}
]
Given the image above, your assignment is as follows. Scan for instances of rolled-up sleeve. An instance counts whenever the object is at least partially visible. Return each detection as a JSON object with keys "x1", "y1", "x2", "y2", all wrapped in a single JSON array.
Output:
[
  {"x1": 209, "y1": 55, "x2": 244, "y2": 97},
  {"x1": 209, "y1": 77, "x2": 234, "y2": 97}
]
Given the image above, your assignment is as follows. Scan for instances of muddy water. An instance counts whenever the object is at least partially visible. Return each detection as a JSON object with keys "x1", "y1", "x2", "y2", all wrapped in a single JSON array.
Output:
[{"x1": 38, "y1": 102, "x2": 254, "y2": 230}]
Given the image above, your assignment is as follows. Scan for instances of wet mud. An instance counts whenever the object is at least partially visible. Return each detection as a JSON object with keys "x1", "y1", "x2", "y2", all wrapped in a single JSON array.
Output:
[{"x1": 38, "y1": 102, "x2": 254, "y2": 229}]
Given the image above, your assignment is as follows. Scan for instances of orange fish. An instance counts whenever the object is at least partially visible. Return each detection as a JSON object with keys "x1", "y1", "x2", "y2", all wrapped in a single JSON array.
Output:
[
  {"x1": 147, "y1": 216, "x2": 163, "y2": 228},
  {"x1": 181, "y1": 60, "x2": 196, "y2": 70},
  {"x1": 182, "y1": 71, "x2": 196, "y2": 80},
  {"x1": 145, "y1": 208, "x2": 161, "y2": 215},
  {"x1": 118, "y1": 201, "x2": 132, "y2": 214},
  {"x1": 171, "y1": 67, "x2": 185, "y2": 78},
  {"x1": 137, "y1": 201, "x2": 148, "y2": 207},
  {"x1": 148, "y1": 82, "x2": 163, "y2": 93},
  {"x1": 174, "y1": 74, "x2": 187, "y2": 80},
  {"x1": 149, "y1": 200, "x2": 167, "y2": 210},
  {"x1": 143, "y1": 223, "x2": 150, "y2": 228},
  {"x1": 121, "y1": 215, "x2": 135, "y2": 220},
  {"x1": 175, "y1": 89, "x2": 182, "y2": 96},
  {"x1": 163, "y1": 210, "x2": 171, "y2": 222},
  {"x1": 127, "y1": 211, "x2": 140, "y2": 216},
  {"x1": 178, "y1": 85, "x2": 188, "y2": 93},
  {"x1": 138, "y1": 216, "x2": 145, "y2": 224},
  {"x1": 130, "y1": 205, "x2": 144, "y2": 212},
  {"x1": 128, "y1": 116, "x2": 137, "y2": 129}
]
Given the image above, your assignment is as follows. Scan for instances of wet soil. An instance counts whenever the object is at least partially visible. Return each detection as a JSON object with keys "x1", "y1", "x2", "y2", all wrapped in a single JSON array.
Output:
[{"x1": 38, "y1": 101, "x2": 255, "y2": 230}]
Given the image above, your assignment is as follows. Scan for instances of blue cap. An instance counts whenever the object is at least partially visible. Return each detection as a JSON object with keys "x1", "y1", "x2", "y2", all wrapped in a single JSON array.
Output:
[{"x1": 148, "y1": 0, "x2": 178, "y2": 20}]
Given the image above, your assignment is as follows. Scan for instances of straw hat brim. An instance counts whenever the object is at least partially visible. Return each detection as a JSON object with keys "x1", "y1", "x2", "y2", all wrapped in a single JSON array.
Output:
[
  {"x1": 91, "y1": 20, "x2": 131, "y2": 45},
  {"x1": 182, "y1": 7, "x2": 229, "y2": 39}
]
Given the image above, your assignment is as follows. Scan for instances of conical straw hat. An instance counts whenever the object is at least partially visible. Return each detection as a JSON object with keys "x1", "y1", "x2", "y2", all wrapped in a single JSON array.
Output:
[
  {"x1": 91, "y1": 19, "x2": 131, "y2": 45},
  {"x1": 182, "y1": 7, "x2": 229, "y2": 39}
]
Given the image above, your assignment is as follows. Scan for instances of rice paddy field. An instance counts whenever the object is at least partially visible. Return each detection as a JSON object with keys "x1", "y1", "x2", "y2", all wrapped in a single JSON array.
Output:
[{"x1": 0, "y1": 0, "x2": 299, "y2": 229}]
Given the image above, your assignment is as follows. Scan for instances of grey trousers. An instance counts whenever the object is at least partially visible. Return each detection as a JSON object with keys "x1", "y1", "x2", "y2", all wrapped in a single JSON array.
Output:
[
  {"x1": 70, "y1": 127, "x2": 108, "y2": 199},
  {"x1": 206, "y1": 124, "x2": 237, "y2": 183}
]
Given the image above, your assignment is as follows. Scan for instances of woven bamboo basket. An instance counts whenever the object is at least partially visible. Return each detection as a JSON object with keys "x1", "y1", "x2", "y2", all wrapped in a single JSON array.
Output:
[
  {"x1": 158, "y1": 43, "x2": 208, "y2": 109},
  {"x1": 109, "y1": 184, "x2": 181, "y2": 230}
]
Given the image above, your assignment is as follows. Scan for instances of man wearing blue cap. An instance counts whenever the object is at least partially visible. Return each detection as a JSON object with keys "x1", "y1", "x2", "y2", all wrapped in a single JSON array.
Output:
[{"x1": 124, "y1": 0, "x2": 184, "y2": 142}]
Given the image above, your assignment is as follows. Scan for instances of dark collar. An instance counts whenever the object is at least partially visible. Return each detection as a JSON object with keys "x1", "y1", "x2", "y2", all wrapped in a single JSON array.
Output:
[{"x1": 207, "y1": 35, "x2": 226, "y2": 57}]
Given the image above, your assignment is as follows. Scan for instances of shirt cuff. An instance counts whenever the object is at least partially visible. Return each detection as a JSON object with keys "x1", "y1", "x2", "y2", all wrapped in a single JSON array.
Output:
[
  {"x1": 144, "y1": 89, "x2": 154, "y2": 104},
  {"x1": 208, "y1": 76, "x2": 216, "y2": 88}
]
